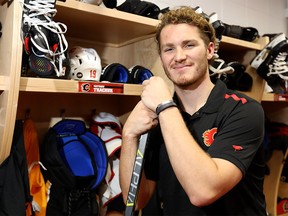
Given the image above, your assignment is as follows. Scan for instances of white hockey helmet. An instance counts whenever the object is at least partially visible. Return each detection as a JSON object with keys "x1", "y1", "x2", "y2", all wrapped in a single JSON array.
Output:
[{"x1": 69, "y1": 46, "x2": 102, "y2": 81}]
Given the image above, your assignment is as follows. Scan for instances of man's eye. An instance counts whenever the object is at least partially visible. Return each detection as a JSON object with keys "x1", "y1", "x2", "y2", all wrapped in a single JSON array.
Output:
[
  {"x1": 186, "y1": 43, "x2": 195, "y2": 48},
  {"x1": 163, "y1": 47, "x2": 173, "y2": 52}
]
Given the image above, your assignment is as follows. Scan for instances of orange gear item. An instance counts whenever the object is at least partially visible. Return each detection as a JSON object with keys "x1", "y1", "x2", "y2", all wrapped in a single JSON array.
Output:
[{"x1": 24, "y1": 118, "x2": 48, "y2": 216}]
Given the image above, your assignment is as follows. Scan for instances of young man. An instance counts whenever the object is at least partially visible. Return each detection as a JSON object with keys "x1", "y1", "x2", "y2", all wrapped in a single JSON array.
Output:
[{"x1": 120, "y1": 6, "x2": 267, "y2": 215}]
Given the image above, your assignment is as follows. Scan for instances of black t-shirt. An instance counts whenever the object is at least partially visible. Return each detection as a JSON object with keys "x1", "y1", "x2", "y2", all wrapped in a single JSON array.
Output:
[{"x1": 144, "y1": 80, "x2": 267, "y2": 216}]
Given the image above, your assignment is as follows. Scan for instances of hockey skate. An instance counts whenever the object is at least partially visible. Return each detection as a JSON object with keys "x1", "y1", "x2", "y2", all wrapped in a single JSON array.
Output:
[
  {"x1": 250, "y1": 33, "x2": 288, "y2": 72},
  {"x1": 20, "y1": 0, "x2": 69, "y2": 77},
  {"x1": 250, "y1": 33, "x2": 288, "y2": 93}
]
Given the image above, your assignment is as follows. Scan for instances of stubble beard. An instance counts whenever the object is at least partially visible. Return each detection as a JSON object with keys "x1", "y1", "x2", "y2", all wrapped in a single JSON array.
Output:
[{"x1": 165, "y1": 66, "x2": 208, "y2": 89}]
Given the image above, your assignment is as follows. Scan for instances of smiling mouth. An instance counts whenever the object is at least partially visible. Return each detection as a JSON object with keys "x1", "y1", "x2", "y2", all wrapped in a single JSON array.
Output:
[{"x1": 173, "y1": 64, "x2": 191, "y2": 70}]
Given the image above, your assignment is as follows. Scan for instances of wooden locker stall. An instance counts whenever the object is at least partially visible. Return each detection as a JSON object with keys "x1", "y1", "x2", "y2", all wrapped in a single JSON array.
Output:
[{"x1": 2, "y1": 0, "x2": 280, "y2": 214}]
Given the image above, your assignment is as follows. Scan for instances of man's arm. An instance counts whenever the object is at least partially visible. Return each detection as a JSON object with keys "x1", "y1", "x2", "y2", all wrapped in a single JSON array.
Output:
[
  {"x1": 120, "y1": 134, "x2": 156, "y2": 210},
  {"x1": 156, "y1": 106, "x2": 244, "y2": 206},
  {"x1": 119, "y1": 101, "x2": 157, "y2": 210},
  {"x1": 140, "y1": 77, "x2": 263, "y2": 207}
]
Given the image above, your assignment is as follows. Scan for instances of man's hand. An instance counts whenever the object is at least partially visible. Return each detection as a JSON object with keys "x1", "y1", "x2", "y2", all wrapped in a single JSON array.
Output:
[
  {"x1": 141, "y1": 76, "x2": 173, "y2": 112},
  {"x1": 122, "y1": 101, "x2": 158, "y2": 140}
]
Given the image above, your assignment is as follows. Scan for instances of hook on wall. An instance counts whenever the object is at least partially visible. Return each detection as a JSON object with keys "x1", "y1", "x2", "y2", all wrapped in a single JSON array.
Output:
[
  {"x1": 0, "y1": 22, "x2": 2, "y2": 39},
  {"x1": 91, "y1": 109, "x2": 97, "y2": 116},
  {"x1": 25, "y1": 108, "x2": 31, "y2": 119},
  {"x1": 60, "y1": 109, "x2": 66, "y2": 119}
]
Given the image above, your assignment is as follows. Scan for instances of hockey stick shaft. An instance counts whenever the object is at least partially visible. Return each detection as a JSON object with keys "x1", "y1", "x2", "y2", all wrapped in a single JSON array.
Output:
[{"x1": 124, "y1": 133, "x2": 149, "y2": 216}]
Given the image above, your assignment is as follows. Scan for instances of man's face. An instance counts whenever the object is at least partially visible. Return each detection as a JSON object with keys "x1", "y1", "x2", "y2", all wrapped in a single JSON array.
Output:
[{"x1": 159, "y1": 23, "x2": 214, "y2": 88}]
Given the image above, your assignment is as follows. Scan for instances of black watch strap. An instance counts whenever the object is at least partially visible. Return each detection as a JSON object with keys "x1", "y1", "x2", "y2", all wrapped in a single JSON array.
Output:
[{"x1": 156, "y1": 100, "x2": 177, "y2": 115}]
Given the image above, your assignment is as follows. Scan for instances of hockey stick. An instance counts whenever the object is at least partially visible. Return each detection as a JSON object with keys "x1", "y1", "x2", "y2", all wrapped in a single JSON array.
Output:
[{"x1": 124, "y1": 133, "x2": 149, "y2": 216}]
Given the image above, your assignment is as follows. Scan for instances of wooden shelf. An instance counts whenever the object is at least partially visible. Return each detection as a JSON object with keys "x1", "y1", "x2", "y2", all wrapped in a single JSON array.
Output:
[
  {"x1": 55, "y1": 0, "x2": 159, "y2": 47},
  {"x1": 19, "y1": 77, "x2": 143, "y2": 95},
  {"x1": 55, "y1": 0, "x2": 267, "y2": 50},
  {"x1": 262, "y1": 93, "x2": 288, "y2": 102},
  {"x1": 0, "y1": 0, "x2": 277, "y2": 214},
  {"x1": 3, "y1": 0, "x2": 266, "y2": 49},
  {"x1": 0, "y1": 75, "x2": 7, "y2": 90},
  {"x1": 221, "y1": 36, "x2": 266, "y2": 51}
]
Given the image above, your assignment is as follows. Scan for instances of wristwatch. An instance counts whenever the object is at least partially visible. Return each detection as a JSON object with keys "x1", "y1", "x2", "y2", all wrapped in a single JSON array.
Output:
[{"x1": 156, "y1": 100, "x2": 177, "y2": 115}]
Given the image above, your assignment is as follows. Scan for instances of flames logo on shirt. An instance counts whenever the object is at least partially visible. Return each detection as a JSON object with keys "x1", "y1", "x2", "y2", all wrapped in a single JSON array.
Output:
[{"x1": 202, "y1": 128, "x2": 217, "y2": 147}]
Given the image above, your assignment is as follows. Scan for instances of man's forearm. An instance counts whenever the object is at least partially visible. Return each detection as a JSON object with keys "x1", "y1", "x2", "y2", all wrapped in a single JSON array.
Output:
[{"x1": 119, "y1": 136, "x2": 139, "y2": 202}]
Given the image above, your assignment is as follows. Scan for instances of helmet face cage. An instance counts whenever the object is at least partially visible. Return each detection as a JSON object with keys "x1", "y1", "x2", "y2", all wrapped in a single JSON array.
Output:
[{"x1": 69, "y1": 46, "x2": 102, "y2": 81}]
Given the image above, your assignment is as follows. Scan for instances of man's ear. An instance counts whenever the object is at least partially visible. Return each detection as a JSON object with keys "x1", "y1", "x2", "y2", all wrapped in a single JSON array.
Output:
[{"x1": 207, "y1": 42, "x2": 215, "y2": 60}]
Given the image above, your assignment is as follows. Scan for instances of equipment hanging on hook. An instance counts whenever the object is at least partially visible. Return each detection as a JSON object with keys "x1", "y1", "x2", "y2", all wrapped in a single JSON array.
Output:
[{"x1": 0, "y1": 22, "x2": 2, "y2": 38}]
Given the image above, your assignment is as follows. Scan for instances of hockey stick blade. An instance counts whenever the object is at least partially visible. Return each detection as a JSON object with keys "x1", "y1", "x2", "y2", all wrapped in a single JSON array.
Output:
[{"x1": 124, "y1": 133, "x2": 149, "y2": 216}]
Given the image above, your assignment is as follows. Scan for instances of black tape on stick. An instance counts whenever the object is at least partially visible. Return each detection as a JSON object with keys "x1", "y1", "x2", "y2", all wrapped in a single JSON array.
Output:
[{"x1": 125, "y1": 133, "x2": 149, "y2": 216}]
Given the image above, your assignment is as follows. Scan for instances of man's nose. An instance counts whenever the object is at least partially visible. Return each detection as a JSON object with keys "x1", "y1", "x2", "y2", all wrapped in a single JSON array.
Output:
[{"x1": 175, "y1": 48, "x2": 186, "y2": 62}]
